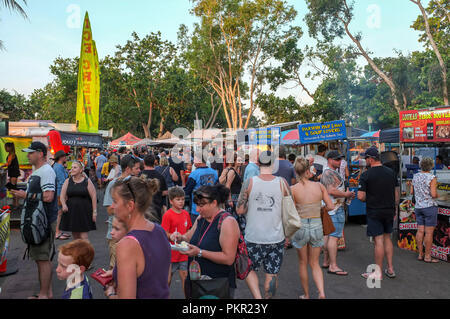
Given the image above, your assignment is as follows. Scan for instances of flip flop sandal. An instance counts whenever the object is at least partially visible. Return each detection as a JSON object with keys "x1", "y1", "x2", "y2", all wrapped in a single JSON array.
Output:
[
  {"x1": 328, "y1": 270, "x2": 348, "y2": 276},
  {"x1": 321, "y1": 265, "x2": 330, "y2": 269},
  {"x1": 384, "y1": 269, "x2": 396, "y2": 278},
  {"x1": 424, "y1": 258, "x2": 439, "y2": 263},
  {"x1": 417, "y1": 255, "x2": 424, "y2": 261},
  {"x1": 361, "y1": 272, "x2": 382, "y2": 280}
]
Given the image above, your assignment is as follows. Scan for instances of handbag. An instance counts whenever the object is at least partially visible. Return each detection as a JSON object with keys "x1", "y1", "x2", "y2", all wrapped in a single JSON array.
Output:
[
  {"x1": 189, "y1": 277, "x2": 231, "y2": 299},
  {"x1": 279, "y1": 178, "x2": 302, "y2": 238},
  {"x1": 321, "y1": 207, "x2": 335, "y2": 236}
]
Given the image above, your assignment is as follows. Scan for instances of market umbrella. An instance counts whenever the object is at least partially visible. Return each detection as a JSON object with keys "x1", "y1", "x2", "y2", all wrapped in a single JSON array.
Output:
[
  {"x1": 110, "y1": 132, "x2": 142, "y2": 146},
  {"x1": 359, "y1": 130, "x2": 380, "y2": 139},
  {"x1": 281, "y1": 129, "x2": 300, "y2": 145}
]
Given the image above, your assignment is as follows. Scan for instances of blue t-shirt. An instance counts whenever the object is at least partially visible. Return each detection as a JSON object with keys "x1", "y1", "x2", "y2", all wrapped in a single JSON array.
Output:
[
  {"x1": 185, "y1": 167, "x2": 218, "y2": 215},
  {"x1": 273, "y1": 159, "x2": 296, "y2": 186},
  {"x1": 95, "y1": 155, "x2": 108, "y2": 172},
  {"x1": 61, "y1": 276, "x2": 93, "y2": 299},
  {"x1": 52, "y1": 163, "x2": 68, "y2": 197},
  {"x1": 243, "y1": 163, "x2": 260, "y2": 183}
]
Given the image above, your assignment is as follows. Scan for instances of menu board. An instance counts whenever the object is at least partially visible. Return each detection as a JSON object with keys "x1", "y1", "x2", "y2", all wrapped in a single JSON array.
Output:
[
  {"x1": 298, "y1": 120, "x2": 346, "y2": 144},
  {"x1": 400, "y1": 108, "x2": 450, "y2": 143}
]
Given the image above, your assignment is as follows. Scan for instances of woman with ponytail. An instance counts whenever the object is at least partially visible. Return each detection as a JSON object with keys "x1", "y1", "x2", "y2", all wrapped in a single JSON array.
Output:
[
  {"x1": 290, "y1": 156, "x2": 334, "y2": 299},
  {"x1": 105, "y1": 175, "x2": 171, "y2": 299}
]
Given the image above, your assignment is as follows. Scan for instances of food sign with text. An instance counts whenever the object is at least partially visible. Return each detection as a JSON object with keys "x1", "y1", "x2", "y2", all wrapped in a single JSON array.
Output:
[{"x1": 400, "y1": 108, "x2": 450, "y2": 143}]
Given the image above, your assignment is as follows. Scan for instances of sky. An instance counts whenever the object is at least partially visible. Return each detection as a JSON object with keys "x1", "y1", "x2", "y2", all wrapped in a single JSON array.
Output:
[{"x1": 0, "y1": 0, "x2": 428, "y2": 106}]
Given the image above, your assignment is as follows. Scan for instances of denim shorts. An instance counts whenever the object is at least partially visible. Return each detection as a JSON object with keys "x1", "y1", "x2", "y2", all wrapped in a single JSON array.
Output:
[
  {"x1": 292, "y1": 218, "x2": 324, "y2": 249},
  {"x1": 329, "y1": 207, "x2": 345, "y2": 238},
  {"x1": 415, "y1": 206, "x2": 438, "y2": 227},
  {"x1": 246, "y1": 240, "x2": 285, "y2": 274},
  {"x1": 171, "y1": 261, "x2": 188, "y2": 274}
]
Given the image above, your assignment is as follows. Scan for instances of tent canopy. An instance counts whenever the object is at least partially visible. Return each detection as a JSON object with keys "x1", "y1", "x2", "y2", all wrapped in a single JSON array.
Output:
[
  {"x1": 380, "y1": 128, "x2": 399, "y2": 144},
  {"x1": 359, "y1": 130, "x2": 380, "y2": 139},
  {"x1": 111, "y1": 132, "x2": 142, "y2": 146}
]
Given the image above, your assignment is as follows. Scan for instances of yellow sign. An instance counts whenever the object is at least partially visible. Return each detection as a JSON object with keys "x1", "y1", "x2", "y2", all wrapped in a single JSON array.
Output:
[{"x1": 76, "y1": 12, "x2": 100, "y2": 133}]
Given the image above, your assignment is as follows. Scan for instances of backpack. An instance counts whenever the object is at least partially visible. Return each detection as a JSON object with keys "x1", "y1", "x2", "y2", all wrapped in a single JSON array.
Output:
[
  {"x1": 20, "y1": 193, "x2": 52, "y2": 258},
  {"x1": 217, "y1": 211, "x2": 252, "y2": 280}
]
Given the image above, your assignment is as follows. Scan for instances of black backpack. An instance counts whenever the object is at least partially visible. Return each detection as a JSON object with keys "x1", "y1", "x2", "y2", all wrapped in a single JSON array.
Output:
[{"x1": 20, "y1": 193, "x2": 50, "y2": 245}]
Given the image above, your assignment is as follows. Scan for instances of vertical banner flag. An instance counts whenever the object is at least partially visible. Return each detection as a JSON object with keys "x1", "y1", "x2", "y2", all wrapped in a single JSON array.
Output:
[{"x1": 76, "y1": 12, "x2": 100, "y2": 133}]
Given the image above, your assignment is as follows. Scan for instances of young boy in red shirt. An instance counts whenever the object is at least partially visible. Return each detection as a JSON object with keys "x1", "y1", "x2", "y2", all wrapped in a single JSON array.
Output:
[{"x1": 161, "y1": 186, "x2": 192, "y2": 296}]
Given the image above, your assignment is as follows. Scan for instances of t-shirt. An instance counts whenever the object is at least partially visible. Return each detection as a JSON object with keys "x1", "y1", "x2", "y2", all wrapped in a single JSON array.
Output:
[
  {"x1": 161, "y1": 208, "x2": 192, "y2": 263},
  {"x1": 142, "y1": 169, "x2": 168, "y2": 222},
  {"x1": 95, "y1": 155, "x2": 107, "y2": 171},
  {"x1": 27, "y1": 163, "x2": 58, "y2": 224},
  {"x1": 273, "y1": 159, "x2": 296, "y2": 186},
  {"x1": 52, "y1": 162, "x2": 68, "y2": 197},
  {"x1": 169, "y1": 157, "x2": 185, "y2": 187},
  {"x1": 412, "y1": 172, "x2": 437, "y2": 209},
  {"x1": 243, "y1": 162, "x2": 260, "y2": 183},
  {"x1": 103, "y1": 178, "x2": 117, "y2": 240},
  {"x1": 184, "y1": 167, "x2": 218, "y2": 215},
  {"x1": 359, "y1": 165, "x2": 399, "y2": 219},
  {"x1": 313, "y1": 155, "x2": 328, "y2": 174},
  {"x1": 321, "y1": 166, "x2": 345, "y2": 216},
  {"x1": 61, "y1": 276, "x2": 93, "y2": 299}
]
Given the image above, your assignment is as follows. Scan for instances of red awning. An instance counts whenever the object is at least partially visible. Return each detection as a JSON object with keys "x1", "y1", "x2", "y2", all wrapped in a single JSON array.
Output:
[{"x1": 110, "y1": 132, "x2": 142, "y2": 146}]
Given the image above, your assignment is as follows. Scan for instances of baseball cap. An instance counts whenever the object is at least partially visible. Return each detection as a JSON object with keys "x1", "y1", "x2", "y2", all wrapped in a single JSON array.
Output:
[
  {"x1": 361, "y1": 147, "x2": 379, "y2": 159},
  {"x1": 326, "y1": 150, "x2": 344, "y2": 160},
  {"x1": 22, "y1": 141, "x2": 48, "y2": 156},
  {"x1": 53, "y1": 150, "x2": 68, "y2": 161}
]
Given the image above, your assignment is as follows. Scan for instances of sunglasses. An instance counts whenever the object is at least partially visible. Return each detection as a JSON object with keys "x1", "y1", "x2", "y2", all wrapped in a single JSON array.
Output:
[
  {"x1": 122, "y1": 175, "x2": 136, "y2": 202},
  {"x1": 193, "y1": 191, "x2": 212, "y2": 205}
]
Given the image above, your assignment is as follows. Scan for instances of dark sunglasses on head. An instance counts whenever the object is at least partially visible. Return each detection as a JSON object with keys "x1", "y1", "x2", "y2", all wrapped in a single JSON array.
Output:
[
  {"x1": 193, "y1": 191, "x2": 212, "y2": 204},
  {"x1": 122, "y1": 175, "x2": 136, "y2": 202}
]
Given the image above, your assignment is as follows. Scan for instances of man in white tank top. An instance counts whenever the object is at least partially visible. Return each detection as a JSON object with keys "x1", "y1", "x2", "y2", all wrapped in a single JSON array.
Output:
[{"x1": 237, "y1": 151, "x2": 289, "y2": 299}]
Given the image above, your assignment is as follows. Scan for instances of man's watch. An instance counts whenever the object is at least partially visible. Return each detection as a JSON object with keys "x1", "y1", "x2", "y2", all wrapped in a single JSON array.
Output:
[{"x1": 197, "y1": 249, "x2": 202, "y2": 258}]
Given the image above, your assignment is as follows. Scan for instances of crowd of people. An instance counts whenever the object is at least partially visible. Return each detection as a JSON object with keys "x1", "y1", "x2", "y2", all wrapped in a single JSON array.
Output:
[{"x1": 4, "y1": 140, "x2": 422, "y2": 300}]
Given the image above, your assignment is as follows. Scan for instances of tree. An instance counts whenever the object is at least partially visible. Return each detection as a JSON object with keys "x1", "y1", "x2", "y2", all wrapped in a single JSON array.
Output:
[
  {"x1": 0, "y1": 0, "x2": 28, "y2": 50},
  {"x1": 305, "y1": 0, "x2": 402, "y2": 112},
  {"x1": 184, "y1": 0, "x2": 301, "y2": 130},
  {"x1": 411, "y1": 0, "x2": 449, "y2": 105}
]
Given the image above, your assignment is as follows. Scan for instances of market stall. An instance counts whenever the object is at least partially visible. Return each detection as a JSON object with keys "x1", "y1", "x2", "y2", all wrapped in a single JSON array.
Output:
[{"x1": 398, "y1": 106, "x2": 450, "y2": 262}]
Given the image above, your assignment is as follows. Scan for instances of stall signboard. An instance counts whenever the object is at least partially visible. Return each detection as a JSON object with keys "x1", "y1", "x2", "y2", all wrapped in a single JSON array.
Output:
[
  {"x1": 59, "y1": 131, "x2": 103, "y2": 148},
  {"x1": 400, "y1": 107, "x2": 450, "y2": 143},
  {"x1": 398, "y1": 200, "x2": 450, "y2": 262},
  {"x1": 236, "y1": 128, "x2": 281, "y2": 146},
  {"x1": 298, "y1": 120, "x2": 346, "y2": 144}
]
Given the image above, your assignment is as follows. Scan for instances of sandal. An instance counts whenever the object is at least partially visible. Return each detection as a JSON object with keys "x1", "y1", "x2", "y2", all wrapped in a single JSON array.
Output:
[
  {"x1": 417, "y1": 255, "x2": 424, "y2": 261},
  {"x1": 423, "y1": 258, "x2": 439, "y2": 263},
  {"x1": 328, "y1": 269, "x2": 348, "y2": 276},
  {"x1": 361, "y1": 272, "x2": 382, "y2": 280},
  {"x1": 56, "y1": 233, "x2": 71, "y2": 240},
  {"x1": 384, "y1": 269, "x2": 396, "y2": 278}
]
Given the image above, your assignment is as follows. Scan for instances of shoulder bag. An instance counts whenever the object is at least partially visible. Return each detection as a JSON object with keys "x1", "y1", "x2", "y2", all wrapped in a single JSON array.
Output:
[
  {"x1": 279, "y1": 178, "x2": 302, "y2": 238},
  {"x1": 320, "y1": 206, "x2": 335, "y2": 236}
]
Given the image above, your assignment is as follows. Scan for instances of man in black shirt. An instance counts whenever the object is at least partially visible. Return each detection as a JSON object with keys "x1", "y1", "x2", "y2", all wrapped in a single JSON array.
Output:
[
  {"x1": 141, "y1": 154, "x2": 168, "y2": 223},
  {"x1": 169, "y1": 150, "x2": 185, "y2": 187},
  {"x1": 358, "y1": 147, "x2": 399, "y2": 280}
]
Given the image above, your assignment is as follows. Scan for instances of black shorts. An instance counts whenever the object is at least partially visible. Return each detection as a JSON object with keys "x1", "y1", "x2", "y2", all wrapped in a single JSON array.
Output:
[{"x1": 367, "y1": 216, "x2": 393, "y2": 237}]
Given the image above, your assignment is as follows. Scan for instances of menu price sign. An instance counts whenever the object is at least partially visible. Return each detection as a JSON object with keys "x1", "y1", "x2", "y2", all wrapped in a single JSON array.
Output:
[
  {"x1": 298, "y1": 120, "x2": 346, "y2": 144},
  {"x1": 400, "y1": 108, "x2": 450, "y2": 143}
]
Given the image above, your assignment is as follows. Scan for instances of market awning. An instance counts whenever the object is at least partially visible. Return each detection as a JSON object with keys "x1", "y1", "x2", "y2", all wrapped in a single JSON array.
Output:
[
  {"x1": 58, "y1": 131, "x2": 103, "y2": 148},
  {"x1": 380, "y1": 128, "x2": 399, "y2": 144},
  {"x1": 281, "y1": 129, "x2": 300, "y2": 145},
  {"x1": 359, "y1": 130, "x2": 380, "y2": 138},
  {"x1": 110, "y1": 132, "x2": 142, "y2": 146}
]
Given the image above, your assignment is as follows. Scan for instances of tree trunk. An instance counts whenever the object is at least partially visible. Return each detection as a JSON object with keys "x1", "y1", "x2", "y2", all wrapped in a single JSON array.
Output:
[
  {"x1": 341, "y1": 18, "x2": 401, "y2": 112},
  {"x1": 158, "y1": 116, "x2": 165, "y2": 138},
  {"x1": 412, "y1": 0, "x2": 449, "y2": 105}
]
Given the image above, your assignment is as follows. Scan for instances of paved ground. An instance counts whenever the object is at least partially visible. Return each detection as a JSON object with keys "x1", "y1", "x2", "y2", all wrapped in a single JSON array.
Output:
[{"x1": 0, "y1": 188, "x2": 449, "y2": 299}]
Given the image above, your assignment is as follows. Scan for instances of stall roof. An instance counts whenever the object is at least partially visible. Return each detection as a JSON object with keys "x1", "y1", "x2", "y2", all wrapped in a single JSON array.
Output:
[{"x1": 380, "y1": 128, "x2": 399, "y2": 144}]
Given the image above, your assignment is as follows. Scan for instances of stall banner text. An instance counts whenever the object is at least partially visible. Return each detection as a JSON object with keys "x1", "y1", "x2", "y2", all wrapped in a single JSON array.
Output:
[
  {"x1": 76, "y1": 11, "x2": 100, "y2": 133},
  {"x1": 237, "y1": 127, "x2": 280, "y2": 145},
  {"x1": 298, "y1": 120, "x2": 346, "y2": 144},
  {"x1": 400, "y1": 108, "x2": 450, "y2": 143}
]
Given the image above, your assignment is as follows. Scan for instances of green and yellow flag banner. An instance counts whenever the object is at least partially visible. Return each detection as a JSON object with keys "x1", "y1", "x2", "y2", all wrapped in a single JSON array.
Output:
[{"x1": 76, "y1": 12, "x2": 100, "y2": 133}]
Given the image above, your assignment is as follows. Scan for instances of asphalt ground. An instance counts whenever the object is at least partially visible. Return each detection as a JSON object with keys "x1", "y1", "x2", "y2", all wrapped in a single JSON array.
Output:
[{"x1": 0, "y1": 188, "x2": 449, "y2": 299}]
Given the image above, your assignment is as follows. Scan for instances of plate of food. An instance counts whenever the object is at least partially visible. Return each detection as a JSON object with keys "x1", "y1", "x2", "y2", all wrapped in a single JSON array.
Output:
[{"x1": 171, "y1": 241, "x2": 189, "y2": 252}]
